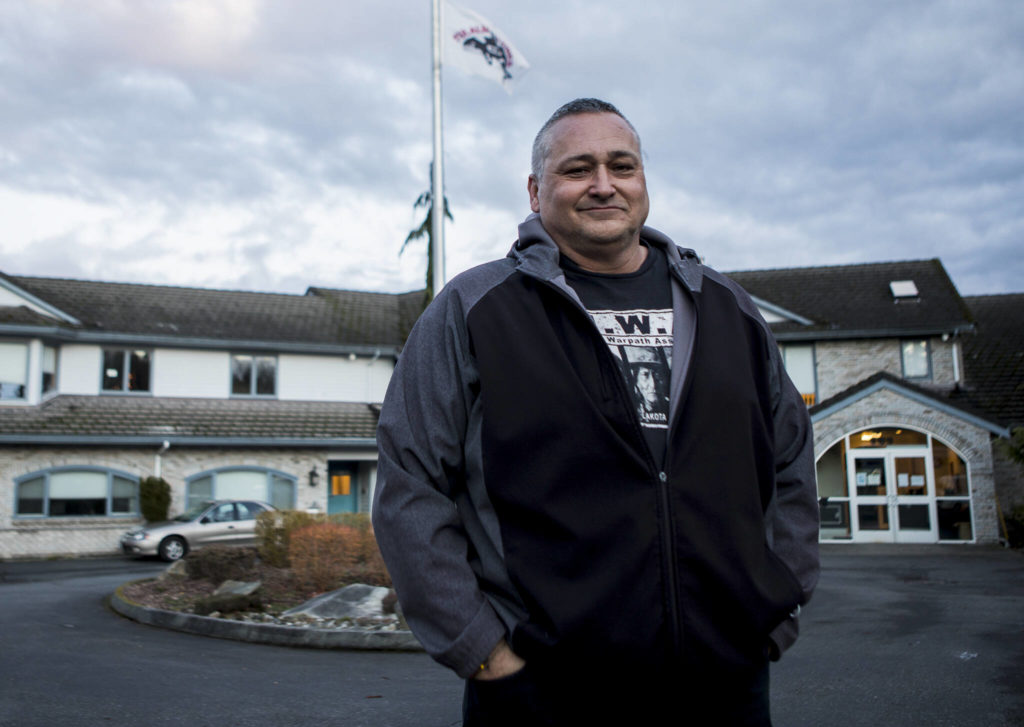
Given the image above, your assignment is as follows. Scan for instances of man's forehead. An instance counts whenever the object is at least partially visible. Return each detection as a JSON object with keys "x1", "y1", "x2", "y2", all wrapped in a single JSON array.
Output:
[{"x1": 546, "y1": 113, "x2": 640, "y2": 157}]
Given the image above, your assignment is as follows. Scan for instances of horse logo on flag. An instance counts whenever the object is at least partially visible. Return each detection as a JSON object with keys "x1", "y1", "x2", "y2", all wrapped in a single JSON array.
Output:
[{"x1": 461, "y1": 32, "x2": 512, "y2": 80}]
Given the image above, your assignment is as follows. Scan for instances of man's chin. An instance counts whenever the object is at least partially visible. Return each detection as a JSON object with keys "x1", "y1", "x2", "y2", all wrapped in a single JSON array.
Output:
[{"x1": 576, "y1": 223, "x2": 639, "y2": 247}]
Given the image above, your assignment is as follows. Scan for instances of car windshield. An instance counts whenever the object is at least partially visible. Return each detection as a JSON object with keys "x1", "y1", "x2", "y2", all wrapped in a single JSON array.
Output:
[{"x1": 173, "y1": 501, "x2": 216, "y2": 522}]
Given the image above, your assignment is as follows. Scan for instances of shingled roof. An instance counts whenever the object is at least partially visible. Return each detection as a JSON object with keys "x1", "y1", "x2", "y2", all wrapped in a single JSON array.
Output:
[
  {"x1": 1, "y1": 273, "x2": 425, "y2": 351},
  {"x1": 951, "y1": 294, "x2": 1024, "y2": 427},
  {"x1": 0, "y1": 395, "x2": 379, "y2": 444},
  {"x1": 726, "y1": 259, "x2": 973, "y2": 339}
]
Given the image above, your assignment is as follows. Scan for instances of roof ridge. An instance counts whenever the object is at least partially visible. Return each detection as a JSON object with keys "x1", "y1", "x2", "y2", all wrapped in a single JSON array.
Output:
[
  {"x1": 725, "y1": 258, "x2": 941, "y2": 276},
  {"x1": 11, "y1": 273, "x2": 320, "y2": 299}
]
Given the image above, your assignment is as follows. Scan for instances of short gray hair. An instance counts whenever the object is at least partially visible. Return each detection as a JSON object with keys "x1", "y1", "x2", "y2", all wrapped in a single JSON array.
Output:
[{"x1": 530, "y1": 98, "x2": 641, "y2": 179}]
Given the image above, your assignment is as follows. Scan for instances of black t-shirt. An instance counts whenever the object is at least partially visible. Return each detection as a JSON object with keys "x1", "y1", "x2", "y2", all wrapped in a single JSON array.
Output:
[{"x1": 562, "y1": 245, "x2": 673, "y2": 463}]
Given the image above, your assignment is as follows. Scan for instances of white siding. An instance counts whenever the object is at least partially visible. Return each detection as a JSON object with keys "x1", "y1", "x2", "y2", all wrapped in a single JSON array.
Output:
[
  {"x1": 153, "y1": 349, "x2": 230, "y2": 398},
  {"x1": 277, "y1": 354, "x2": 393, "y2": 402},
  {"x1": 59, "y1": 345, "x2": 100, "y2": 395}
]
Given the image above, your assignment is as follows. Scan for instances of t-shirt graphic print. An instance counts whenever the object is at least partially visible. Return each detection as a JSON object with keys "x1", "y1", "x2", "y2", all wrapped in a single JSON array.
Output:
[{"x1": 586, "y1": 308, "x2": 673, "y2": 430}]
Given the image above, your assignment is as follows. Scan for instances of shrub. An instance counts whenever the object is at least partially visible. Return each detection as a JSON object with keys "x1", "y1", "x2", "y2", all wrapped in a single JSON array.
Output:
[
  {"x1": 289, "y1": 523, "x2": 357, "y2": 592},
  {"x1": 1005, "y1": 505, "x2": 1024, "y2": 549},
  {"x1": 289, "y1": 519, "x2": 392, "y2": 592},
  {"x1": 256, "y1": 510, "x2": 325, "y2": 567},
  {"x1": 139, "y1": 477, "x2": 171, "y2": 522},
  {"x1": 185, "y1": 545, "x2": 259, "y2": 582}
]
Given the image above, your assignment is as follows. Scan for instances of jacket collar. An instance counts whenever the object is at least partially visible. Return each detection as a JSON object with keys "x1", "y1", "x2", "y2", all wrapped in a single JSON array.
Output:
[{"x1": 510, "y1": 213, "x2": 703, "y2": 293}]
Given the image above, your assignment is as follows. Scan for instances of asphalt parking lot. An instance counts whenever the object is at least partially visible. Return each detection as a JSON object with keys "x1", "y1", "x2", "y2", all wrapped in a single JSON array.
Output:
[
  {"x1": 1, "y1": 545, "x2": 1023, "y2": 726},
  {"x1": 771, "y1": 544, "x2": 1024, "y2": 726}
]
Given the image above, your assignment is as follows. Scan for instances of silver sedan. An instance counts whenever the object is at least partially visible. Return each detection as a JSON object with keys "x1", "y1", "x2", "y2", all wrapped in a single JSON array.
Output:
[{"x1": 120, "y1": 500, "x2": 274, "y2": 562}]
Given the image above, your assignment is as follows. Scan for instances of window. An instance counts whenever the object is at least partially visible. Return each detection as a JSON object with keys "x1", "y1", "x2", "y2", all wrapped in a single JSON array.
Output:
[
  {"x1": 186, "y1": 467, "x2": 295, "y2": 510},
  {"x1": 41, "y1": 346, "x2": 57, "y2": 395},
  {"x1": 102, "y1": 349, "x2": 151, "y2": 392},
  {"x1": 780, "y1": 344, "x2": 816, "y2": 405},
  {"x1": 901, "y1": 340, "x2": 931, "y2": 380},
  {"x1": 0, "y1": 342, "x2": 28, "y2": 400},
  {"x1": 231, "y1": 355, "x2": 276, "y2": 397},
  {"x1": 15, "y1": 468, "x2": 139, "y2": 517}
]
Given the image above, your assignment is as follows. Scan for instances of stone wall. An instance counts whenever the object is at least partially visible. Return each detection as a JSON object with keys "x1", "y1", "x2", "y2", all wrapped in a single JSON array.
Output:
[
  {"x1": 0, "y1": 445, "x2": 377, "y2": 559},
  {"x1": 812, "y1": 388, "x2": 1000, "y2": 543},
  {"x1": 814, "y1": 337, "x2": 959, "y2": 401}
]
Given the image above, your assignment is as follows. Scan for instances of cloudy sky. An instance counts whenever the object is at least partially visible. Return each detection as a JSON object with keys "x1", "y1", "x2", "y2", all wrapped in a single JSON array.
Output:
[{"x1": 1, "y1": 0, "x2": 1021, "y2": 297}]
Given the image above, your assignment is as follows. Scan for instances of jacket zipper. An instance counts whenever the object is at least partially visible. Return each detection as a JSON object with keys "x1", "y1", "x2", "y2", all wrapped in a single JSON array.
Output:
[{"x1": 539, "y1": 276, "x2": 684, "y2": 658}]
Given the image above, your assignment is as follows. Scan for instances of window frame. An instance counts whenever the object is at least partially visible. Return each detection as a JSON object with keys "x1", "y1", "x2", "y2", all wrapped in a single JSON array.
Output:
[
  {"x1": 185, "y1": 466, "x2": 296, "y2": 510},
  {"x1": 0, "y1": 341, "x2": 29, "y2": 402},
  {"x1": 229, "y1": 354, "x2": 277, "y2": 398},
  {"x1": 779, "y1": 343, "x2": 817, "y2": 406},
  {"x1": 900, "y1": 339, "x2": 932, "y2": 380},
  {"x1": 14, "y1": 466, "x2": 140, "y2": 519},
  {"x1": 100, "y1": 348, "x2": 152, "y2": 394},
  {"x1": 41, "y1": 345, "x2": 58, "y2": 397}
]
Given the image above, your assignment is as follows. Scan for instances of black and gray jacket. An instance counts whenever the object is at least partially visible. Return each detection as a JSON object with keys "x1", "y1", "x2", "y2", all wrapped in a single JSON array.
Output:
[{"x1": 373, "y1": 214, "x2": 820, "y2": 679}]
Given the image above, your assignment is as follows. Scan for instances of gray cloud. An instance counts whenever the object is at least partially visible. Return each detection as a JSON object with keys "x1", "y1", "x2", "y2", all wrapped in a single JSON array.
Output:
[{"x1": 0, "y1": 0, "x2": 1020, "y2": 295}]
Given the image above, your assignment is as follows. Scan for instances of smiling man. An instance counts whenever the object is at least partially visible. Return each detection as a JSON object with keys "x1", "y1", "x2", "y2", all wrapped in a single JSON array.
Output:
[{"x1": 373, "y1": 98, "x2": 820, "y2": 726}]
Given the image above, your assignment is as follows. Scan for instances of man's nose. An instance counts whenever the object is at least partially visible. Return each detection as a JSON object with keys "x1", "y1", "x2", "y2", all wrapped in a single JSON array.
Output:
[{"x1": 589, "y1": 166, "x2": 615, "y2": 196}]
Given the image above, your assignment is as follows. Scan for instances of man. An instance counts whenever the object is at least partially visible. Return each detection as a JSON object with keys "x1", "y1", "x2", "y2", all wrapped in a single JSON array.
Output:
[{"x1": 373, "y1": 98, "x2": 819, "y2": 725}]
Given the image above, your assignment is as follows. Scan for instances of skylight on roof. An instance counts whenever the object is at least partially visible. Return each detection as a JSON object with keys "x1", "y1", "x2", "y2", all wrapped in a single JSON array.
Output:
[{"x1": 890, "y1": 280, "x2": 919, "y2": 299}]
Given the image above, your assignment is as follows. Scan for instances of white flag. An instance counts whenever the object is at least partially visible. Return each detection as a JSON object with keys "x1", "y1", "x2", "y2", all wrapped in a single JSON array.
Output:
[{"x1": 443, "y1": 2, "x2": 530, "y2": 92}]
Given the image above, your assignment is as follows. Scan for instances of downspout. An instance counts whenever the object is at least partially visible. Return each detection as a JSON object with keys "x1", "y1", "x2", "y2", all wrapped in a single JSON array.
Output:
[{"x1": 154, "y1": 440, "x2": 170, "y2": 478}]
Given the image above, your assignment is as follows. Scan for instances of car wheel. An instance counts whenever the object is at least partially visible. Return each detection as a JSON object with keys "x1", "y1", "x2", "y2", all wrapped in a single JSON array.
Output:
[{"x1": 158, "y1": 536, "x2": 187, "y2": 562}]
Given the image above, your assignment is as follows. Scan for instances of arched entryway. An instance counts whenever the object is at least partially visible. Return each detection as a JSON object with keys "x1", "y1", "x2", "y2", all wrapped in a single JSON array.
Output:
[{"x1": 816, "y1": 426, "x2": 973, "y2": 543}]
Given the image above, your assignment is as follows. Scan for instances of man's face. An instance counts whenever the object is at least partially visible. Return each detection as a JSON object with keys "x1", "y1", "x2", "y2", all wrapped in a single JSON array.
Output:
[{"x1": 528, "y1": 112, "x2": 649, "y2": 256}]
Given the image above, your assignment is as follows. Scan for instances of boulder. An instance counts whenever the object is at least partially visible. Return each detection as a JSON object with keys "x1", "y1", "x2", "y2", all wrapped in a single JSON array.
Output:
[
  {"x1": 194, "y1": 580, "x2": 263, "y2": 615},
  {"x1": 283, "y1": 583, "x2": 389, "y2": 620}
]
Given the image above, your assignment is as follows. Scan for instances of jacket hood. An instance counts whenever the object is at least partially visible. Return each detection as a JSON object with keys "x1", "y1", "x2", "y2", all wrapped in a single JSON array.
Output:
[{"x1": 510, "y1": 213, "x2": 704, "y2": 292}]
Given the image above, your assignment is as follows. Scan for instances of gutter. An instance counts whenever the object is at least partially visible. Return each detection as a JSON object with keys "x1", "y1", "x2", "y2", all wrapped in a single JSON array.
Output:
[
  {"x1": 0, "y1": 435, "x2": 379, "y2": 448},
  {"x1": 0, "y1": 324, "x2": 401, "y2": 358},
  {"x1": 773, "y1": 323, "x2": 975, "y2": 343}
]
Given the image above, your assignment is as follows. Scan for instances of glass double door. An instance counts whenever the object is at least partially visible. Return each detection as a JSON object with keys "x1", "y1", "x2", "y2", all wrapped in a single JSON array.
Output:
[{"x1": 849, "y1": 447, "x2": 935, "y2": 543}]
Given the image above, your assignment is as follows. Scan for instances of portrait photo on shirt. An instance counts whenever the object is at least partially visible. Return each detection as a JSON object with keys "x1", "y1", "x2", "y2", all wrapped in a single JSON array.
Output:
[{"x1": 586, "y1": 309, "x2": 673, "y2": 429}]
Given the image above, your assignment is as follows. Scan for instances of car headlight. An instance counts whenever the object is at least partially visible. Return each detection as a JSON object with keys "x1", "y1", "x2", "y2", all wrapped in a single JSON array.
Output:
[{"x1": 125, "y1": 531, "x2": 148, "y2": 541}]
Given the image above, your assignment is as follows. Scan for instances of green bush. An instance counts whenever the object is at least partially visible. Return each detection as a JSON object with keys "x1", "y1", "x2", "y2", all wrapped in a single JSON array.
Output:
[
  {"x1": 1005, "y1": 505, "x2": 1024, "y2": 549},
  {"x1": 139, "y1": 477, "x2": 171, "y2": 522},
  {"x1": 185, "y1": 545, "x2": 259, "y2": 582},
  {"x1": 256, "y1": 510, "x2": 325, "y2": 567}
]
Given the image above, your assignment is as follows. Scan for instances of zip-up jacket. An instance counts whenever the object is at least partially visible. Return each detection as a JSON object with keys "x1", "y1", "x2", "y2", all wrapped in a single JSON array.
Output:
[{"x1": 373, "y1": 215, "x2": 820, "y2": 679}]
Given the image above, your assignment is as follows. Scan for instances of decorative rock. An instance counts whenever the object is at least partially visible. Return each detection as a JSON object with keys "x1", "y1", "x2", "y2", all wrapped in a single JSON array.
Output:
[
  {"x1": 283, "y1": 584, "x2": 390, "y2": 620},
  {"x1": 212, "y1": 580, "x2": 262, "y2": 597},
  {"x1": 194, "y1": 580, "x2": 263, "y2": 616}
]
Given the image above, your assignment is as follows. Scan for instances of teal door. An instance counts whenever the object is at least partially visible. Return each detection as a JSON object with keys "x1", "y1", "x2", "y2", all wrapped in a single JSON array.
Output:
[{"x1": 327, "y1": 462, "x2": 358, "y2": 514}]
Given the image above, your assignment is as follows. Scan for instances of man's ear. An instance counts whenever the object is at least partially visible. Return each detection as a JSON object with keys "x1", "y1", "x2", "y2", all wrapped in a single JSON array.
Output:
[{"x1": 527, "y1": 175, "x2": 541, "y2": 213}]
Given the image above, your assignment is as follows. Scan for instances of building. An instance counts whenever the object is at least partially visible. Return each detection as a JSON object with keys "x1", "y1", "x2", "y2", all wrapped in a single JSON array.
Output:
[
  {"x1": 1, "y1": 259, "x2": 1020, "y2": 558},
  {"x1": 731, "y1": 260, "x2": 1018, "y2": 545},
  {"x1": 0, "y1": 271, "x2": 424, "y2": 558}
]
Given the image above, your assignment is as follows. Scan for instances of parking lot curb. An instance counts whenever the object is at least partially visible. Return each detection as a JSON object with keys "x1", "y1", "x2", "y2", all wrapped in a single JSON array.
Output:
[{"x1": 110, "y1": 580, "x2": 424, "y2": 652}]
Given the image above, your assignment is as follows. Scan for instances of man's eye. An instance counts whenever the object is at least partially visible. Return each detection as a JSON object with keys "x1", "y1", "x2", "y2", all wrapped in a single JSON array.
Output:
[
  {"x1": 612, "y1": 163, "x2": 636, "y2": 174},
  {"x1": 564, "y1": 167, "x2": 590, "y2": 177}
]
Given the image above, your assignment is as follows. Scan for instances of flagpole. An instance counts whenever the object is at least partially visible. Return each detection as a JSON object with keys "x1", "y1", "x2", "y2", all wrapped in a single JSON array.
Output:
[{"x1": 430, "y1": 0, "x2": 446, "y2": 299}]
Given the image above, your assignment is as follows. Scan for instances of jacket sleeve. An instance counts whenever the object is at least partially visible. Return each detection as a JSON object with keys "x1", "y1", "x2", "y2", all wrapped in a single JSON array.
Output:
[
  {"x1": 764, "y1": 338, "x2": 820, "y2": 659},
  {"x1": 371, "y1": 285, "x2": 507, "y2": 679}
]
